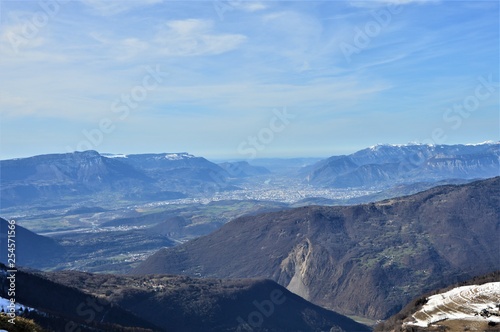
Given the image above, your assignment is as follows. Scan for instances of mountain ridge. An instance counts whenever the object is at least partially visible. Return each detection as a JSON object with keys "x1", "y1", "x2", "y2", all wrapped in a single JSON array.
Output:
[
  {"x1": 0, "y1": 150, "x2": 231, "y2": 208},
  {"x1": 0, "y1": 263, "x2": 370, "y2": 332},
  {"x1": 303, "y1": 142, "x2": 500, "y2": 188},
  {"x1": 132, "y1": 177, "x2": 500, "y2": 320}
]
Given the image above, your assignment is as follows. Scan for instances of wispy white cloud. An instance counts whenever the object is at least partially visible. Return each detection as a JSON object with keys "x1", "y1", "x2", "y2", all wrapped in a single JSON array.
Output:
[
  {"x1": 81, "y1": 0, "x2": 163, "y2": 16},
  {"x1": 237, "y1": 2, "x2": 268, "y2": 12},
  {"x1": 0, "y1": 92, "x2": 28, "y2": 112},
  {"x1": 349, "y1": 0, "x2": 440, "y2": 8},
  {"x1": 256, "y1": 11, "x2": 325, "y2": 72},
  {"x1": 84, "y1": 18, "x2": 246, "y2": 60},
  {"x1": 88, "y1": 32, "x2": 150, "y2": 61},
  {"x1": 0, "y1": 0, "x2": 497, "y2": 158},
  {"x1": 0, "y1": 23, "x2": 46, "y2": 53},
  {"x1": 154, "y1": 19, "x2": 246, "y2": 56},
  {"x1": 119, "y1": 38, "x2": 150, "y2": 60},
  {"x1": 149, "y1": 79, "x2": 392, "y2": 115}
]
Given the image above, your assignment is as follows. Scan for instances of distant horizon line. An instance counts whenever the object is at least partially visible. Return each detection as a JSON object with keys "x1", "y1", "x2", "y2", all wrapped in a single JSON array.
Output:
[{"x1": 1, "y1": 140, "x2": 498, "y2": 162}]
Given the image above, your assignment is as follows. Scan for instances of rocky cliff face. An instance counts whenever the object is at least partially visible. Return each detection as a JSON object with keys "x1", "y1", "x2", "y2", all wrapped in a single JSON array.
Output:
[{"x1": 133, "y1": 177, "x2": 500, "y2": 320}]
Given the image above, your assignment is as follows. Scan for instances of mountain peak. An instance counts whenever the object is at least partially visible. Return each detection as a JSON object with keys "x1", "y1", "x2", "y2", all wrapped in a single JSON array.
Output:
[
  {"x1": 102, "y1": 153, "x2": 128, "y2": 158},
  {"x1": 306, "y1": 142, "x2": 500, "y2": 188},
  {"x1": 464, "y1": 140, "x2": 498, "y2": 146},
  {"x1": 102, "y1": 152, "x2": 197, "y2": 160},
  {"x1": 163, "y1": 152, "x2": 196, "y2": 160},
  {"x1": 367, "y1": 141, "x2": 499, "y2": 151}
]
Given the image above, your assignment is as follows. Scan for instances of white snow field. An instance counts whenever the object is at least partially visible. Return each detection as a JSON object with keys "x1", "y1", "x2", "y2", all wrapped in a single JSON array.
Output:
[
  {"x1": 0, "y1": 296, "x2": 35, "y2": 313},
  {"x1": 405, "y1": 282, "x2": 500, "y2": 328}
]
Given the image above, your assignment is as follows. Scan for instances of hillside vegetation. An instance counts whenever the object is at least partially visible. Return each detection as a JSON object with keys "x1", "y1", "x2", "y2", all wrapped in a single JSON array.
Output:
[{"x1": 133, "y1": 177, "x2": 500, "y2": 320}]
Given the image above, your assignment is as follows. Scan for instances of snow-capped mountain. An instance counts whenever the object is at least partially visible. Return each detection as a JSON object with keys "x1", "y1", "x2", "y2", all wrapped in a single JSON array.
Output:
[
  {"x1": 304, "y1": 142, "x2": 499, "y2": 188},
  {"x1": 0, "y1": 151, "x2": 230, "y2": 207}
]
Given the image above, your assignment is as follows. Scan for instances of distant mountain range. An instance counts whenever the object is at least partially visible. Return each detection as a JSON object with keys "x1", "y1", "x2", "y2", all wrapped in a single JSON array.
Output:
[
  {"x1": 1, "y1": 146, "x2": 498, "y2": 331},
  {"x1": 105, "y1": 152, "x2": 228, "y2": 184},
  {"x1": 218, "y1": 161, "x2": 271, "y2": 178},
  {"x1": 1, "y1": 143, "x2": 498, "y2": 208},
  {"x1": 0, "y1": 263, "x2": 369, "y2": 332},
  {"x1": 133, "y1": 177, "x2": 500, "y2": 320},
  {"x1": 0, "y1": 151, "x2": 232, "y2": 208},
  {"x1": 0, "y1": 151, "x2": 151, "y2": 208},
  {"x1": 303, "y1": 142, "x2": 499, "y2": 188}
]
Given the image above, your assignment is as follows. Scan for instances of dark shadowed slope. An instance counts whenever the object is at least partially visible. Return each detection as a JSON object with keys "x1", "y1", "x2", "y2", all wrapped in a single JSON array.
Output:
[
  {"x1": 28, "y1": 267, "x2": 370, "y2": 332},
  {"x1": 133, "y1": 177, "x2": 500, "y2": 320},
  {"x1": 0, "y1": 263, "x2": 159, "y2": 332},
  {"x1": 0, "y1": 217, "x2": 65, "y2": 269}
]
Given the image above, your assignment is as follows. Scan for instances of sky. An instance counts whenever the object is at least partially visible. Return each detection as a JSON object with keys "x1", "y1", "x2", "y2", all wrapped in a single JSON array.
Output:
[{"x1": 0, "y1": 0, "x2": 498, "y2": 160}]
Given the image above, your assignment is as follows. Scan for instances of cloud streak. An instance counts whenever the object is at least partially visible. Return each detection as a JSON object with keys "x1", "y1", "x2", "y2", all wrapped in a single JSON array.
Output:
[
  {"x1": 0, "y1": 0, "x2": 497, "y2": 159},
  {"x1": 155, "y1": 19, "x2": 247, "y2": 56},
  {"x1": 81, "y1": 0, "x2": 163, "y2": 16}
]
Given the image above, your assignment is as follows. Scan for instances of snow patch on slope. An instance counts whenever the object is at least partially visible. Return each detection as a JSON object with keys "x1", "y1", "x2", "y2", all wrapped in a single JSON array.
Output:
[
  {"x1": 164, "y1": 153, "x2": 195, "y2": 160},
  {"x1": 465, "y1": 140, "x2": 497, "y2": 146},
  {"x1": 405, "y1": 282, "x2": 500, "y2": 328},
  {"x1": 368, "y1": 141, "x2": 498, "y2": 151},
  {"x1": 102, "y1": 153, "x2": 128, "y2": 158},
  {"x1": 0, "y1": 296, "x2": 35, "y2": 313}
]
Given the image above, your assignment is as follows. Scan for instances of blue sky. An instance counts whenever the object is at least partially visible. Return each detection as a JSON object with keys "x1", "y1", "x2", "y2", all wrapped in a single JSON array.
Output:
[{"x1": 0, "y1": 0, "x2": 498, "y2": 160}]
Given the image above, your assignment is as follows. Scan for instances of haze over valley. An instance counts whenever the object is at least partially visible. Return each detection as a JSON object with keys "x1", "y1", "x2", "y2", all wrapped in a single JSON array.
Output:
[
  {"x1": 0, "y1": 142, "x2": 497, "y2": 272},
  {"x1": 1, "y1": 1, "x2": 499, "y2": 331},
  {"x1": 0, "y1": 143, "x2": 498, "y2": 331}
]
